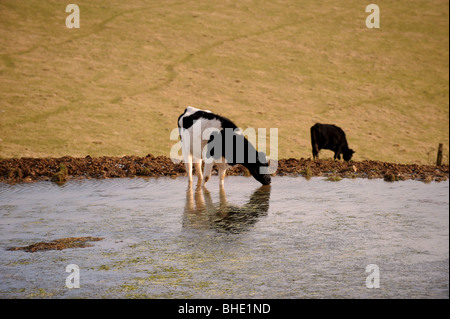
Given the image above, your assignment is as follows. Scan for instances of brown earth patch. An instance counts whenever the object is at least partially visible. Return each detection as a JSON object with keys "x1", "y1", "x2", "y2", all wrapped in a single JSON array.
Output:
[
  {"x1": 7, "y1": 237, "x2": 104, "y2": 253},
  {"x1": 0, "y1": 155, "x2": 448, "y2": 184}
]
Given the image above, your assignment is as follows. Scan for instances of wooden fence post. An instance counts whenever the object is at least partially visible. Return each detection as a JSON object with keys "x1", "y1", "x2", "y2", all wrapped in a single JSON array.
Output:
[{"x1": 436, "y1": 143, "x2": 443, "y2": 166}]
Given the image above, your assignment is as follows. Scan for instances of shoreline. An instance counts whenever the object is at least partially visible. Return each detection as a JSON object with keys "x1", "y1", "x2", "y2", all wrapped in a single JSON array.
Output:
[{"x1": 1, "y1": 155, "x2": 448, "y2": 184}]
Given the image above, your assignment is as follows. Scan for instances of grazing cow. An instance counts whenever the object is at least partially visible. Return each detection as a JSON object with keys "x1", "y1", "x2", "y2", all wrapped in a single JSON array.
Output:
[
  {"x1": 310, "y1": 123, "x2": 355, "y2": 161},
  {"x1": 178, "y1": 106, "x2": 271, "y2": 186}
]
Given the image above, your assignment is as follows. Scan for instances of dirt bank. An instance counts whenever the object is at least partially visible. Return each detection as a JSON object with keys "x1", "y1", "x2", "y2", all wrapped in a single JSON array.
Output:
[
  {"x1": 7, "y1": 237, "x2": 104, "y2": 253},
  {"x1": 0, "y1": 155, "x2": 448, "y2": 184}
]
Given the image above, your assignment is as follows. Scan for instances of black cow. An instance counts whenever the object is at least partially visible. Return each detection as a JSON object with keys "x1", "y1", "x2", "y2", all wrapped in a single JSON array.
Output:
[{"x1": 310, "y1": 123, "x2": 355, "y2": 161}]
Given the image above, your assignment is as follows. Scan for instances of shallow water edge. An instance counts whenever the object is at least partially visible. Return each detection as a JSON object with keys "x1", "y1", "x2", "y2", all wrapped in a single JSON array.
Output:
[{"x1": 0, "y1": 176, "x2": 448, "y2": 298}]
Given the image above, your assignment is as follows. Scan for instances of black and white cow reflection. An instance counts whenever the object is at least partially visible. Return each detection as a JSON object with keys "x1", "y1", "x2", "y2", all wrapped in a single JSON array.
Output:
[{"x1": 183, "y1": 185, "x2": 271, "y2": 234}]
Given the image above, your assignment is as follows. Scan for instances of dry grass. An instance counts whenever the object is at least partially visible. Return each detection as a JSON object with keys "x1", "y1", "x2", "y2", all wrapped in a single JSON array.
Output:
[{"x1": 0, "y1": 0, "x2": 448, "y2": 164}]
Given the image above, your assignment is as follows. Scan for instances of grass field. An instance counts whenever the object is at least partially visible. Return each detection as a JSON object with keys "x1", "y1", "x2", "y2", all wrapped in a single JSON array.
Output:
[{"x1": 0, "y1": 0, "x2": 448, "y2": 164}]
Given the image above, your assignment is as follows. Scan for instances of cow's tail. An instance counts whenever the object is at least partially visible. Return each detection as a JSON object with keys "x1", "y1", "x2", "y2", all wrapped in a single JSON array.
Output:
[
  {"x1": 310, "y1": 124, "x2": 319, "y2": 159},
  {"x1": 177, "y1": 108, "x2": 188, "y2": 141}
]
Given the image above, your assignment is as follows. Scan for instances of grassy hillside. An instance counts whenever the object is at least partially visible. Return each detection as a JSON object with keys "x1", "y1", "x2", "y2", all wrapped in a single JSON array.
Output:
[{"x1": 0, "y1": 0, "x2": 448, "y2": 164}]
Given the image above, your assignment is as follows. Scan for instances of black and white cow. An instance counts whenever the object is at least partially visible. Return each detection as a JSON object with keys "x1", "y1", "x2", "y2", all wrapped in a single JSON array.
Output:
[
  {"x1": 310, "y1": 123, "x2": 355, "y2": 161},
  {"x1": 178, "y1": 106, "x2": 271, "y2": 186}
]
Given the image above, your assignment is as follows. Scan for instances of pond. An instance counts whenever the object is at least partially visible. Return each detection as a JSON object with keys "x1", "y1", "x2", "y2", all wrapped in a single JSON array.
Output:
[{"x1": 0, "y1": 176, "x2": 448, "y2": 298}]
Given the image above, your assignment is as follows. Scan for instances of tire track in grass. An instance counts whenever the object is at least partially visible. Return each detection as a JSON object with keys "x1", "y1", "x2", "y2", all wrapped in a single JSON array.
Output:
[
  {"x1": 1, "y1": 2, "x2": 184, "y2": 128},
  {"x1": 112, "y1": 18, "x2": 308, "y2": 103},
  {"x1": 2, "y1": 4, "x2": 304, "y2": 128},
  {"x1": 1, "y1": 2, "x2": 184, "y2": 63}
]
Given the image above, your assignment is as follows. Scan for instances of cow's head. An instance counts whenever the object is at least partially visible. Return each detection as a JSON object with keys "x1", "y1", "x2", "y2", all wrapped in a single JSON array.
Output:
[
  {"x1": 246, "y1": 151, "x2": 271, "y2": 185},
  {"x1": 343, "y1": 149, "x2": 355, "y2": 161}
]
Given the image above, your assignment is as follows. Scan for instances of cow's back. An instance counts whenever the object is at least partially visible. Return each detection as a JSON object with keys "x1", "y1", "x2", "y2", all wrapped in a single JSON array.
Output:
[
  {"x1": 311, "y1": 123, "x2": 348, "y2": 148},
  {"x1": 178, "y1": 106, "x2": 237, "y2": 158}
]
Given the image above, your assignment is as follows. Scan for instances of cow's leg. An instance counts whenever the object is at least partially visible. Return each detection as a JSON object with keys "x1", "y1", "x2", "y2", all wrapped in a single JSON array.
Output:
[
  {"x1": 218, "y1": 162, "x2": 228, "y2": 186},
  {"x1": 311, "y1": 142, "x2": 319, "y2": 159},
  {"x1": 312, "y1": 147, "x2": 319, "y2": 160},
  {"x1": 334, "y1": 148, "x2": 342, "y2": 160},
  {"x1": 194, "y1": 158, "x2": 203, "y2": 187},
  {"x1": 185, "y1": 154, "x2": 193, "y2": 184},
  {"x1": 203, "y1": 161, "x2": 214, "y2": 186},
  {"x1": 311, "y1": 127, "x2": 319, "y2": 160}
]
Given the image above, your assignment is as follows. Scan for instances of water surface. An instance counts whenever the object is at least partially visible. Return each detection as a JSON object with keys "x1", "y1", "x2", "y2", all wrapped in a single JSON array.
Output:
[{"x1": 0, "y1": 176, "x2": 448, "y2": 298}]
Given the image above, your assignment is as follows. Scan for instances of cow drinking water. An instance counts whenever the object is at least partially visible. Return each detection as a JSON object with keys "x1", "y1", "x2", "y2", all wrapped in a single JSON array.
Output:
[
  {"x1": 310, "y1": 123, "x2": 355, "y2": 161},
  {"x1": 178, "y1": 106, "x2": 271, "y2": 186}
]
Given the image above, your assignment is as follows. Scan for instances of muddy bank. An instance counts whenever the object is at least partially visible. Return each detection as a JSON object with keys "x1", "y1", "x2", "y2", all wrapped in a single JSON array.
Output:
[
  {"x1": 7, "y1": 237, "x2": 104, "y2": 253},
  {"x1": 0, "y1": 155, "x2": 448, "y2": 184},
  {"x1": 276, "y1": 158, "x2": 449, "y2": 182}
]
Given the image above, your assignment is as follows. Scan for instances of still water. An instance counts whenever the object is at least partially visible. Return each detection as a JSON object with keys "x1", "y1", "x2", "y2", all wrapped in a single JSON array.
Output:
[{"x1": 0, "y1": 176, "x2": 448, "y2": 298}]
